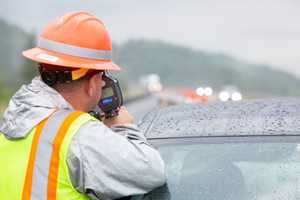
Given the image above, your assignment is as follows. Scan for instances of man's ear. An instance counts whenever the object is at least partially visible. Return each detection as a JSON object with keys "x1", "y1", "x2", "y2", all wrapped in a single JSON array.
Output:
[{"x1": 85, "y1": 74, "x2": 98, "y2": 97}]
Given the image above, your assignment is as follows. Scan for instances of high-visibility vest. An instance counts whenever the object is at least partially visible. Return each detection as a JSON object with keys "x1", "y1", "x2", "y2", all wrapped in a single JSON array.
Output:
[{"x1": 0, "y1": 110, "x2": 96, "y2": 200}]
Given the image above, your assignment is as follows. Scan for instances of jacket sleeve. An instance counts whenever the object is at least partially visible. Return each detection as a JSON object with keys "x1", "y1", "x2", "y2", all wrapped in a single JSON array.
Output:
[{"x1": 67, "y1": 120, "x2": 166, "y2": 200}]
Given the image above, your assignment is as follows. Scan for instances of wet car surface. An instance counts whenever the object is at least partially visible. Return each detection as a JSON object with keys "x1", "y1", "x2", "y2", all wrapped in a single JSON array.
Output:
[
  {"x1": 131, "y1": 99, "x2": 300, "y2": 200},
  {"x1": 139, "y1": 98, "x2": 300, "y2": 138}
]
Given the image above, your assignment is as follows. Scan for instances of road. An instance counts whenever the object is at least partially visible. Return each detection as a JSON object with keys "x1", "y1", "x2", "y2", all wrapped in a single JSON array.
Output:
[{"x1": 125, "y1": 95, "x2": 159, "y2": 123}]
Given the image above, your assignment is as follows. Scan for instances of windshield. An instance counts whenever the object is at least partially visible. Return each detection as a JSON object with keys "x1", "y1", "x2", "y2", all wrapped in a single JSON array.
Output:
[{"x1": 133, "y1": 137, "x2": 300, "y2": 200}]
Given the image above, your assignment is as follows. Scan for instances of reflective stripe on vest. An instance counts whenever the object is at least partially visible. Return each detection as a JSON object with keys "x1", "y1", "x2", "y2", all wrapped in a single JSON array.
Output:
[{"x1": 22, "y1": 110, "x2": 84, "y2": 200}]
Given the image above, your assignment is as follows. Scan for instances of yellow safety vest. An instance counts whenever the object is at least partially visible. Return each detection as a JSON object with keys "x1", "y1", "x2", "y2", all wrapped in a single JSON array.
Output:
[{"x1": 0, "y1": 110, "x2": 96, "y2": 200}]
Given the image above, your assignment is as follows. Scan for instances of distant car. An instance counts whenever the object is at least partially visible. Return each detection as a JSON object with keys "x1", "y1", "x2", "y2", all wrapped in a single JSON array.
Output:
[
  {"x1": 157, "y1": 88, "x2": 208, "y2": 107},
  {"x1": 130, "y1": 99, "x2": 300, "y2": 200},
  {"x1": 219, "y1": 85, "x2": 243, "y2": 102}
]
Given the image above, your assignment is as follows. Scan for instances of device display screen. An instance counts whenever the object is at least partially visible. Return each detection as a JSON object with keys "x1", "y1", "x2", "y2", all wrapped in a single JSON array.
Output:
[
  {"x1": 101, "y1": 97, "x2": 113, "y2": 105},
  {"x1": 102, "y1": 87, "x2": 114, "y2": 98}
]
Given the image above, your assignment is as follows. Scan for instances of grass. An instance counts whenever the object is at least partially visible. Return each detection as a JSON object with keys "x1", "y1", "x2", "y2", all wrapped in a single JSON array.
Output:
[
  {"x1": 0, "y1": 101, "x2": 9, "y2": 117},
  {"x1": 0, "y1": 104, "x2": 6, "y2": 117},
  {"x1": 0, "y1": 88, "x2": 14, "y2": 117}
]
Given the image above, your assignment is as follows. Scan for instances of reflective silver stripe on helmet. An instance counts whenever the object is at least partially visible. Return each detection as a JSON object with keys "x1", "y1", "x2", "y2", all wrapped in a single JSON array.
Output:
[
  {"x1": 31, "y1": 110, "x2": 72, "y2": 199},
  {"x1": 38, "y1": 37, "x2": 112, "y2": 60}
]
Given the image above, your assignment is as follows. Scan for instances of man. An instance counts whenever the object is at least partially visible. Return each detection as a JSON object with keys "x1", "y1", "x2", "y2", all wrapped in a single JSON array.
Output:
[{"x1": 0, "y1": 11, "x2": 166, "y2": 200}]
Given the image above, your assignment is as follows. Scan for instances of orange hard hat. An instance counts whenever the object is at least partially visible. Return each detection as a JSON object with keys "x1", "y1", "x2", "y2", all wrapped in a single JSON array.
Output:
[{"x1": 23, "y1": 11, "x2": 121, "y2": 71}]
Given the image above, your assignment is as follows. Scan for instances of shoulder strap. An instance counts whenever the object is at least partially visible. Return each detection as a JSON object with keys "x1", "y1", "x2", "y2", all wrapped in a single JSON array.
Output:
[{"x1": 22, "y1": 110, "x2": 86, "y2": 200}]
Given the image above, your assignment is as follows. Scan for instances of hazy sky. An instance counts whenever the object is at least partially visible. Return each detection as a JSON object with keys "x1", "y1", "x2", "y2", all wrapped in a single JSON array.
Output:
[{"x1": 1, "y1": 0, "x2": 300, "y2": 76}]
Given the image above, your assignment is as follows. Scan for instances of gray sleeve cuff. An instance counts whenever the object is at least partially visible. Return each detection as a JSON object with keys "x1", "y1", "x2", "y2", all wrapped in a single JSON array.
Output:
[{"x1": 110, "y1": 124, "x2": 149, "y2": 144}]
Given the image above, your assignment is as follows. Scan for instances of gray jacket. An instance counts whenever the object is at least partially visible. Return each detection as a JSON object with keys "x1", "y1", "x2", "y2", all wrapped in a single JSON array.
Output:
[{"x1": 0, "y1": 77, "x2": 166, "y2": 200}]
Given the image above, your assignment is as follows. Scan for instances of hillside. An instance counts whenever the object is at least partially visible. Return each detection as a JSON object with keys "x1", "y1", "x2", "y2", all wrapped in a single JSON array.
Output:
[
  {"x1": 0, "y1": 18, "x2": 300, "y2": 98},
  {"x1": 114, "y1": 40, "x2": 300, "y2": 97},
  {"x1": 0, "y1": 19, "x2": 35, "y2": 87}
]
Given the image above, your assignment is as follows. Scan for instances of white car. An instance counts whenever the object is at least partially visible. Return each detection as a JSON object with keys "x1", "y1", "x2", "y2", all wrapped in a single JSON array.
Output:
[{"x1": 127, "y1": 99, "x2": 300, "y2": 200}]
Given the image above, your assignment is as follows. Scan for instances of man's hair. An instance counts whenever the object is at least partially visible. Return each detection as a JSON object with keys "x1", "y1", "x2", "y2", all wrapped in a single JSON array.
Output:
[
  {"x1": 39, "y1": 63, "x2": 101, "y2": 93},
  {"x1": 39, "y1": 63, "x2": 100, "y2": 84}
]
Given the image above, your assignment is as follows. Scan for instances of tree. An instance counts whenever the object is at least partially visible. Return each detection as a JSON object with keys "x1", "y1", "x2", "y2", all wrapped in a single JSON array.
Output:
[{"x1": 20, "y1": 33, "x2": 38, "y2": 84}]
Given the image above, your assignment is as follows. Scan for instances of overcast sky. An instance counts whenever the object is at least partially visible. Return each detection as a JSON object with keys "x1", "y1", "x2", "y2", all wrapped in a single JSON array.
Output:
[{"x1": 1, "y1": 0, "x2": 299, "y2": 76}]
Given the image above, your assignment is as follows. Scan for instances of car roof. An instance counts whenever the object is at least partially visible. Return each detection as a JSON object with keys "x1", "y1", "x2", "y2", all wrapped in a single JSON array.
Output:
[{"x1": 139, "y1": 98, "x2": 300, "y2": 139}]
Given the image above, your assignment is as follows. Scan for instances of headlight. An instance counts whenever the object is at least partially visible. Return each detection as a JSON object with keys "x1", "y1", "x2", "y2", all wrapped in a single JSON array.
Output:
[
  {"x1": 204, "y1": 87, "x2": 213, "y2": 96},
  {"x1": 219, "y1": 91, "x2": 230, "y2": 101},
  {"x1": 196, "y1": 87, "x2": 205, "y2": 96},
  {"x1": 231, "y1": 92, "x2": 242, "y2": 101}
]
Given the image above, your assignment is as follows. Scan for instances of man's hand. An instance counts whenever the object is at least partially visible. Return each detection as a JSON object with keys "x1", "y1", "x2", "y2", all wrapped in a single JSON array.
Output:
[{"x1": 102, "y1": 107, "x2": 134, "y2": 128}]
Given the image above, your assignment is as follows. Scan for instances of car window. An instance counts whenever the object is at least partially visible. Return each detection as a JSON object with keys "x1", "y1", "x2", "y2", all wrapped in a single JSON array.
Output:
[{"x1": 133, "y1": 140, "x2": 300, "y2": 200}]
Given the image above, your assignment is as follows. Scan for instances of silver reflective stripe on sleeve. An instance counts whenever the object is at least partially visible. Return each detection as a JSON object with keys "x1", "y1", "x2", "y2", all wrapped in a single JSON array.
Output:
[
  {"x1": 38, "y1": 37, "x2": 112, "y2": 60},
  {"x1": 31, "y1": 110, "x2": 71, "y2": 199}
]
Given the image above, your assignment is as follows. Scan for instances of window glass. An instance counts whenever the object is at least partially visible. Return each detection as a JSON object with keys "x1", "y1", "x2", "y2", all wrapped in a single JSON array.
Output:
[{"x1": 136, "y1": 141, "x2": 300, "y2": 200}]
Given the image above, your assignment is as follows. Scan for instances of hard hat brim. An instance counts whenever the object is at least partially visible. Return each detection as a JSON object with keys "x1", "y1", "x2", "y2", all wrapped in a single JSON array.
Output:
[{"x1": 22, "y1": 47, "x2": 121, "y2": 71}]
